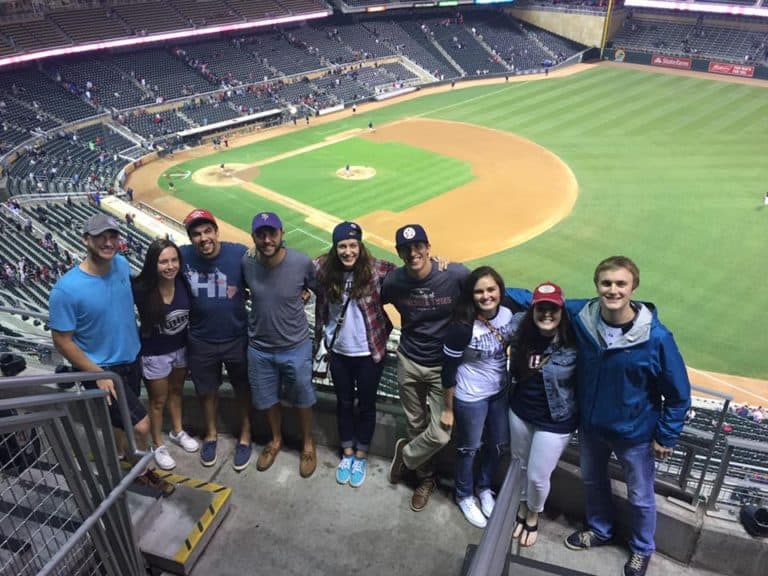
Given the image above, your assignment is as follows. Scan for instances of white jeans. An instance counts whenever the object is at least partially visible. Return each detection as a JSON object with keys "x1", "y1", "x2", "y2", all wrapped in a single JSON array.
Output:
[{"x1": 508, "y1": 409, "x2": 572, "y2": 513}]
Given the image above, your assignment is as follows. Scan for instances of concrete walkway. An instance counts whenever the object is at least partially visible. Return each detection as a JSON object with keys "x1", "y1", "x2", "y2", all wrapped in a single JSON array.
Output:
[{"x1": 161, "y1": 435, "x2": 722, "y2": 576}]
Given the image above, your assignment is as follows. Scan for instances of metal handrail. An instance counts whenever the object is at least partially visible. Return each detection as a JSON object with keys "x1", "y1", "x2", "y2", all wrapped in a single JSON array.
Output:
[{"x1": 0, "y1": 369, "x2": 150, "y2": 575}]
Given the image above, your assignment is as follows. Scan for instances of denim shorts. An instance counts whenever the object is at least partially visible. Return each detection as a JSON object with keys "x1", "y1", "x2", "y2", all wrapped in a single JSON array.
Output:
[
  {"x1": 247, "y1": 339, "x2": 316, "y2": 410},
  {"x1": 141, "y1": 346, "x2": 187, "y2": 381}
]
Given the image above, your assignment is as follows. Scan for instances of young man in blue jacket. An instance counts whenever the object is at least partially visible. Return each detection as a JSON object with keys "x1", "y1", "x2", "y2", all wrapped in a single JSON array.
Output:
[{"x1": 508, "y1": 256, "x2": 691, "y2": 576}]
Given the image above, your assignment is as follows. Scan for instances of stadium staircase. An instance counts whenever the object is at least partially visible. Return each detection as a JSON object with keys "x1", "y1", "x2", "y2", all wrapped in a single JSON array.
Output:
[
  {"x1": 0, "y1": 369, "x2": 231, "y2": 576},
  {"x1": 428, "y1": 35, "x2": 466, "y2": 77}
]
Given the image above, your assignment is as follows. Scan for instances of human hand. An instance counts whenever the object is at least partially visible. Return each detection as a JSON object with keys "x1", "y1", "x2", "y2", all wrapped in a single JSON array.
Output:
[
  {"x1": 652, "y1": 440, "x2": 673, "y2": 460},
  {"x1": 432, "y1": 256, "x2": 450, "y2": 271},
  {"x1": 439, "y1": 409, "x2": 454, "y2": 431},
  {"x1": 300, "y1": 289, "x2": 311, "y2": 304},
  {"x1": 96, "y1": 376, "x2": 116, "y2": 406}
]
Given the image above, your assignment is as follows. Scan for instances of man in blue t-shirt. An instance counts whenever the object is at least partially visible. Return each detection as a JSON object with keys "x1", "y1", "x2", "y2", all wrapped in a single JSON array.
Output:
[
  {"x1": 180, "y1": 209, "x2": 252, "y2": 471},
  {"x1": 382, "y1": 224, "x2": 469, "y2": 512},
  {"x1": 49, "y1": 213, "x2": 172, "y2": 494}
]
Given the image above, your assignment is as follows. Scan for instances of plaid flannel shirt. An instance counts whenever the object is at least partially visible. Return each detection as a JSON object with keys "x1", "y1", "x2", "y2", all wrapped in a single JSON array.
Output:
[{"x1": 313, "y1": 256, "x2": 396, "y2": 363}]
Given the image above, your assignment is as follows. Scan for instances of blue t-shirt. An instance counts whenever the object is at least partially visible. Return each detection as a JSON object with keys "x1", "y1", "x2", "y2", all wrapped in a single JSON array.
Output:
[
  {"x1": 133, "y1": 275, "x2": 190, "y2": 356},
  {"x1": 181, "y1": 242, "x2": 248, "y2": 343},
  {"x1": 48, "y1": 254, "x2": 140, "y2": 365}
]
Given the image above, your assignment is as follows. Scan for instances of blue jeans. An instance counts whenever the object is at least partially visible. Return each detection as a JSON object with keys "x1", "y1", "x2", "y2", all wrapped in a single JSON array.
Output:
[
  {"x1": 453, "y1": 389, "x2": 510, "y2": 500},
  {"x1": 330, "y1": 353, "x2": 384, "y2": 453},
  {"x1": 579, "y1": 431, "x2": 657, "y2": 556}
]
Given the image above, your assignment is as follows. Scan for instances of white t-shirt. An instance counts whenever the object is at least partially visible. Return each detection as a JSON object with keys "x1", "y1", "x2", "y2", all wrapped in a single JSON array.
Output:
[
  {"x1": 455, "y1": 306, "x2": 516, "y2": 402},
  {"x1": 325, "y1": 273, "x2": 369, "y2": 357}
]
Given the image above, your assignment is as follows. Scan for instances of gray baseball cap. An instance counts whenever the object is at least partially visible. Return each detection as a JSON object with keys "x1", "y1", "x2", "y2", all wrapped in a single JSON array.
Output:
[{"x1": 82, "y1": 213, "x2": 120, "y2": 236}]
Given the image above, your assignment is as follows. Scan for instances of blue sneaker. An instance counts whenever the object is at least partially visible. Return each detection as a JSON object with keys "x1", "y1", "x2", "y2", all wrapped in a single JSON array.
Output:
[
  {"x1": 350, "y1": 457, "x2": 367, "y2": 488},
  {"x1": 233, "y1": 443, "x2": 252, "y2": 472},
  {"x1": 200, "y1": 440, "x2": 217, "y2": 467},
  {"x1": 336, "y1": 455, "x2": 353, "y2": 485}
]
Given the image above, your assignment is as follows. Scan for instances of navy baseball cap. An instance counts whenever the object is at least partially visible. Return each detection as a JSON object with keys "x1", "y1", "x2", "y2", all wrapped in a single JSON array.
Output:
[
  {"x1": 332, "y1": 221, "x2": 363, "y2": 245},
  {"x1": 395, "y1": 224, "x2": 429, "y2": 248},
  {"x1": 252, "y1": 212, "x2": 282, "y2": 232}
]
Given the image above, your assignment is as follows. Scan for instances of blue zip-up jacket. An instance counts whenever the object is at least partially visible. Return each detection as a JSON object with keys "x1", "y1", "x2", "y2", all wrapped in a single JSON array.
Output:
[{"x1": 505, "y1": 289, "x2": 691, "y2": 447}]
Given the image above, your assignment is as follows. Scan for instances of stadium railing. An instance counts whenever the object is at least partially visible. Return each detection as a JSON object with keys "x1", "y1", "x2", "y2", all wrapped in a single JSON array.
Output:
[{"x1": 0, "y1": 370, "x2": 151, "y2": 576}]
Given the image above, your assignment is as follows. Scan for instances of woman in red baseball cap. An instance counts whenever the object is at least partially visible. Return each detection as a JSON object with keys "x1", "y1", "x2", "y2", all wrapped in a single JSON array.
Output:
[{"x1": 509, "y1": 282, "x2": 578, "y2": 547}]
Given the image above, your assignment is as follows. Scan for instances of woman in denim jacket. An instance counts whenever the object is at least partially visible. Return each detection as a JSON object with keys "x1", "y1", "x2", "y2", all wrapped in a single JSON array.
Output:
[{"x1": 509, "y1": 282, "x2": 577, "y2": 547}]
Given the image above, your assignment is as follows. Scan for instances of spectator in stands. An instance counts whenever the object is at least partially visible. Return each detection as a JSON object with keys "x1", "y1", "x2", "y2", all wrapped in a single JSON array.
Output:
[
  {"x1": 181, "y1": 209, "x2": 253, "y2": 471},
  {"x1": 313, "y1": 221, "x2": 396, "y2": 487},
  {"x1": 132, "y1": 239, "x2": 199, "y2": 471},
  {"x1": 508, "y1": 282, "x2": 577, "y2": 546},
  {"x1": 49, "y1": 214, "x2": 173, "y2": 494},
  {"x1": 386, "y1": 224, "x2": 469, "y2": 511},
  {"x1": 243, "y1": 212, "x2": 319, "y2": 478},
  {"x1": 441, "y1": 267, "x2": 518, "y2": 528},
  {"x1": 509, "y1": 256, "x2": 690, "y2": 576}
]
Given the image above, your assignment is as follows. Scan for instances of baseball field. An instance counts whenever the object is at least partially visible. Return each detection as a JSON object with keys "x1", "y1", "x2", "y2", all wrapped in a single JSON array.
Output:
[{"x1": 129, "y1": 63, "x2": 768, "y2": 384}]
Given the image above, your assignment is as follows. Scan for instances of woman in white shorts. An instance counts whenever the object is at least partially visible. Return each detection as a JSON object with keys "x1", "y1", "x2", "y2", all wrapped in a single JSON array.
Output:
[{"x1": 132, "y1": 239, "x2": 198, "y2": 470}]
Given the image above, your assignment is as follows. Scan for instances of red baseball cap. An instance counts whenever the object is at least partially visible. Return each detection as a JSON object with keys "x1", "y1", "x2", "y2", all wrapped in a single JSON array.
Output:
[
  {"x1": 531, "y1": 282, "x2": 565, "y2": 307},
  {"x1": 183, "y1": 208, "x2": 217, "y2": 230}
]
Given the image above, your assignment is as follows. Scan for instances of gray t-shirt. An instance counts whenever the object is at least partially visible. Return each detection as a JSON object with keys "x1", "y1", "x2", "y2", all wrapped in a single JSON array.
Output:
[
  {"x1": 242, "y1": 247, "x2": 317, "y2": 350},
  {"x1": 381, "y1": 262, "x2": 469, "y2": 366}
]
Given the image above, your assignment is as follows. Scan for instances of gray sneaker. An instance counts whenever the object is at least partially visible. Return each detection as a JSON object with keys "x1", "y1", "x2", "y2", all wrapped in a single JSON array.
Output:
[{"x1": 564, "y1": 529, "x2": 611, "y2": 550}]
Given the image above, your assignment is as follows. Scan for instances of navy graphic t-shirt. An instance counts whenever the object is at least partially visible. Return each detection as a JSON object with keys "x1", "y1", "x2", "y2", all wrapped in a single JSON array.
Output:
[
  {"x1": 181, "y1": 242, "x2": 248, "y2": 343},
  {"x1": 134, "y1": 276, "x2": 190, "y2": 356}
]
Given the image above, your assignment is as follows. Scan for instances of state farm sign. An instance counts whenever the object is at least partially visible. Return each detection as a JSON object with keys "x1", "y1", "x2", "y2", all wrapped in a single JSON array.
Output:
[{"x1": 651, "y1": 55, "x2": 692, "y2": 70}]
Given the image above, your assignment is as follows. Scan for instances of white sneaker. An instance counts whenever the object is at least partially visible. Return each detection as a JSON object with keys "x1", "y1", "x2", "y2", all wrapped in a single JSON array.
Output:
[
  {"x1": 458, "y1": 497, "x2": 487, "y2": 528},
  {"x1": 169, "y1": 430, "x2": 199, "y2": 453},
  {"x1": 478, "y1": 489, "x2": 495, "y2": 518},
  {"x1": 153, "y1": 446, "x2": 176, "y2": 471}
]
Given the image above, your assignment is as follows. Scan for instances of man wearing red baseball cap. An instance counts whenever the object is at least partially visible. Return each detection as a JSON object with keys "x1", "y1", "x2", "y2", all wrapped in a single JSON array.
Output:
[{"x1": 180, "y1": 208, "x2": 253, "y2": 471}]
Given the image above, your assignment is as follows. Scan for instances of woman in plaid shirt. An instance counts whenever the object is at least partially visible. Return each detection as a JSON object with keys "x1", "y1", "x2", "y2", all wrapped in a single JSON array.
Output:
[{"x1": 313, "y1": 221, "x2": 396, "y2": 488}]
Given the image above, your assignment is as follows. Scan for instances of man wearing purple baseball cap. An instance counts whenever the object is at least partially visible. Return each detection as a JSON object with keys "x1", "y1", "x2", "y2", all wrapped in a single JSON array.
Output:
[
  {"x1": 383, "y1": 223, "x2": 470, "y2": 512},
  {"x1": 243, "y1": 212, "x2": 320, "y2": 478}
]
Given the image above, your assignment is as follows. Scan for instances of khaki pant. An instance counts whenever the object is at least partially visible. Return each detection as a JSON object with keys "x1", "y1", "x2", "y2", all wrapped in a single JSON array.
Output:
[{"x1": 397, "y1": 351, "x2": 451, "y2": 479}]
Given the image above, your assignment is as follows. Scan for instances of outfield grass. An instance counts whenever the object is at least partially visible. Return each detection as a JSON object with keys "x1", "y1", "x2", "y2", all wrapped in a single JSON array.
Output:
[{"x1": 162, "y1": 66, "x2": 768, "y2": 379}]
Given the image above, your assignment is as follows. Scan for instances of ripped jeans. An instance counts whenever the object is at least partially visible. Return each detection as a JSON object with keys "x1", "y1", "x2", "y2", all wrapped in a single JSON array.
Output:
[{"x1": 453, "y1": 389, "x2": 510, "y2": 501}]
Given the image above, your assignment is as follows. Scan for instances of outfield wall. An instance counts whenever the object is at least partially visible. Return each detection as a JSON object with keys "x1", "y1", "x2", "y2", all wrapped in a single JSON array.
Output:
[{"x1": 604, "y1": 48, "x2": 768, "y2": 81}]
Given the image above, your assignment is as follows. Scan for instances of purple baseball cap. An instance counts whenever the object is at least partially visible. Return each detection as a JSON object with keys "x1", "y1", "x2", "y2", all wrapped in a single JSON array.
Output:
[{"x1": 252, "y1": 212, "x2": 282, "y2": 232}]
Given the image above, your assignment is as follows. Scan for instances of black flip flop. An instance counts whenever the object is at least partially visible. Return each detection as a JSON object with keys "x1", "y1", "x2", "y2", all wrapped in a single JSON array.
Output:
[
  {"x1": 512, "y1": 515, "x2": 526, "y2": 539},
  {"x1": 520, "y1": 521, "x2": 538, "y2": 547}
]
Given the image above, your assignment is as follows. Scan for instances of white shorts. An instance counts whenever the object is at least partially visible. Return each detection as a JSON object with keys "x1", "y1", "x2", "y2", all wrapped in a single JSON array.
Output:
[{"x1": 141, "y1": 347, "x2": 187, "y2": 381}]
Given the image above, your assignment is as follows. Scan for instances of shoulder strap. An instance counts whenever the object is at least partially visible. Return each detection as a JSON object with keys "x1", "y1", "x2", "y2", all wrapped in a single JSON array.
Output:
[{"x1": 328, "y1": 295, "x2": 352, "y2": 350}]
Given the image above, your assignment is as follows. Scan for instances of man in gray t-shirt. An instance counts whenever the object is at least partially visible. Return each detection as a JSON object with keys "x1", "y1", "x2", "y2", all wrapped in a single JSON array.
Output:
[
  {"x1": 381, "y1": 224, "x2": 469, "y2": 512},
  {"x1": 242, "y1": 212, "x2": 319, "y2": 478}
]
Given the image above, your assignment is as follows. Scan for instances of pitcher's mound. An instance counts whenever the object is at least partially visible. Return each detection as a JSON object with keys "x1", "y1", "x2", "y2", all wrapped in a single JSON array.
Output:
[
  {"x1": 336, "y1": 166, "x2": 376, "y2": 180},
  {"x1": 192, "y1": 163, "x2": 250, "y2": 187}
]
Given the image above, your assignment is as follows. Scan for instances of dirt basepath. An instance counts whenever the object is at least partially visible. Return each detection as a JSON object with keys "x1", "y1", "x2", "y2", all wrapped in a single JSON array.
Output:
[{"x1": 357, "y1": 118, "x2": 576, "y2": 261}]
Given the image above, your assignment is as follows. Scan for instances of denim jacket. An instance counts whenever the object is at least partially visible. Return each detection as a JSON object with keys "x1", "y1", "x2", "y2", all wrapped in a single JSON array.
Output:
[{"x1": 511, "y1": 341, "x2": 578, "y2": 423}]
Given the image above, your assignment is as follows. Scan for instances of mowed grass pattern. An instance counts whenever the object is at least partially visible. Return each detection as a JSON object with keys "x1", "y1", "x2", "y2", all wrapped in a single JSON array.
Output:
[
  {"x1": 165, "y1": 66, "x2": 768, "y2": 378},
  {"x1": 254, "y1": 139, "x2": 474, "y2": 218}
]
